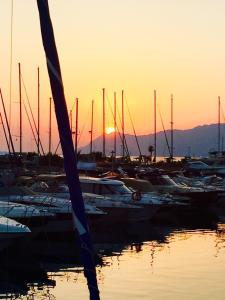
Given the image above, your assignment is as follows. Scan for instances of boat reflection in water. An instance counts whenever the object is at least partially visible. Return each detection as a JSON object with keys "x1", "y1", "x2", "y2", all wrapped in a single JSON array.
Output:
[{"x1": 2, "y1": 220, "x2": 225, "y2": 299}]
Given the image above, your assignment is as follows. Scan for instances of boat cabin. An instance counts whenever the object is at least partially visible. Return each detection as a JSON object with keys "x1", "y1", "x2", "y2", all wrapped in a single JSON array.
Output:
[{"x1": 79, "y1": 177, "x2": 132, "y2": 196}]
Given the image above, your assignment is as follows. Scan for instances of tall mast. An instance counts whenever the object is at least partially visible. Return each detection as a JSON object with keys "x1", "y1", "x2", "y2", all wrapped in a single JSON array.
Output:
[
  {"x1": 37, "y1": 66, "x2": 40, "y2": 155},
  {"x1": 36, "y1": 1, "x2": 100, "y2": 298},
  {"x1": 18, "y1": 62, "x2": 22, "y2": 154},
  {"x1": 49, "y1": 97, "x2": 52, "y2": 153},
  {"x1": 90, "y1": 99, "x2": 94, "y2": 154},
  {"x1": 75, "y1": 97, "x2": 78, "y2": 156},
  {"x1": 114, "y1": 92, "x2": 117, "y2": 157},
  {"x1": 153, "y1": 89, "x2": 157, "y2": 162},
  {"x1": 218, "y1": 96, "x2": 221, "y2": 153},
  {"x1": 102, "y1": 88, "x2": 106, "y2": 157},
  {"x1": 170, "y1": 93, "x2": 174, "y2": 160},
  {"x1": 122, "y1": 89, "x2": 125, "y2": 158}
]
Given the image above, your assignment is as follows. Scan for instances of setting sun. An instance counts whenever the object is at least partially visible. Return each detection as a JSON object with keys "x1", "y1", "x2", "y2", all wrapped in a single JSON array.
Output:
[{"x1": 106, "y1": 127, "x2": 116, "y2": 135}]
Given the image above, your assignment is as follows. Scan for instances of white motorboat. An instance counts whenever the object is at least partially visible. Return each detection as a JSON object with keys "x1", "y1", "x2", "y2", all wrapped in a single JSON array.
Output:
[
  {"x1": 0, "y1": 200, "x2": 54, "y2": 236},
  {"x1": 133, "y1": 172, "x2": 220, "y2": 205},
  {"x1": 29, "y1": 181, "x2": 151, "y2": 223},
  {"x1": 183, "y1": 161, "x2": 225, "y2": 176},
  {"x1": 0, "y1": 187, "x2": 106, "y2": 234},
  {"x1": 0, "y1": 216, "x2": 31, "y2": 251}
]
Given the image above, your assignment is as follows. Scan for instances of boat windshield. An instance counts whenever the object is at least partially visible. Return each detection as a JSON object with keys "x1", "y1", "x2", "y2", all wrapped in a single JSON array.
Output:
[
  {"x1": 107, "y1": 184, "x2": 132, "y2": 195},
  {"x1": 80, "y1": 181, "x2": 132, "y2": 195},
  {"x1": 148, "y1": 176, "x2": 177, "y2": 186}
]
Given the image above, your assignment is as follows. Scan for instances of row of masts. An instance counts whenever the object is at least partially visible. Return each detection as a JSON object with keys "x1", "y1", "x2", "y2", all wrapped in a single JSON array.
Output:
[
  {"x1": 1, "y1": 67, "x2": 176, "y2": 159},
  {"x1": 2, "y1": 66, "x2": 225, "y2": 160}
]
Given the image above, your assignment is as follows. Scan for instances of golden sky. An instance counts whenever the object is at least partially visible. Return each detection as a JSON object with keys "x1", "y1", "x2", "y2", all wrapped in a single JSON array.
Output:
[{"x1": 1, "y1": 0, "x2": 225, "y2": 152}]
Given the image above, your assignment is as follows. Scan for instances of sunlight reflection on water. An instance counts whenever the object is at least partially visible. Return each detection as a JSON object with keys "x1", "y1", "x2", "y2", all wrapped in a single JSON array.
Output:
[{"x1": 3, "y1": 224, "x2": 225, "y2": 299}]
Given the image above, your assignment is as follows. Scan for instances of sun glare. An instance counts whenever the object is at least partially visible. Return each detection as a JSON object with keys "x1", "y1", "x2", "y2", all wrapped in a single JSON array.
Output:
[{"x1": 106, "y1": 127, "x2": 116, "y2": 134}]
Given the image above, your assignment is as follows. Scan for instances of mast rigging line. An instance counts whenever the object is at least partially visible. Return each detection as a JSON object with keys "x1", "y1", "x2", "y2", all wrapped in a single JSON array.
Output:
[
  {"x1": 0, "y1": 112, "x2": 11, "y2": 155},
  {"x1": 77, "y1": 104, "x2": 91, "y2": 145},
  {"x1": 220, "y1": 100, "x2": 225, "y2": 122},
  {"x1": 115, "y1": 99, "x2": 130, "y2": 158},
  {"x1": 20, "y1": 72, "x2": 45, "y2": 155},
  {"x1": 54, "y1": 102, "x2": 91, "y2": 155},
  {"x1": 105, "y1": 92, "x2": 130, "y2": 158},
  {"x1": 124, "y1": 94, "x2": 142, "y2": 157},
  {"x1": 9, "y1": 0, "x2": 14, "y2": 131},
  {"x1": 0, "y1": 89, "x2": 16, "y2": 156},
  {"x1": 157, "y1": 103, "x2": 172, "y2": 157},
  {"x1": 23, "y1": 101, "x2": 39, "y2": 150}
]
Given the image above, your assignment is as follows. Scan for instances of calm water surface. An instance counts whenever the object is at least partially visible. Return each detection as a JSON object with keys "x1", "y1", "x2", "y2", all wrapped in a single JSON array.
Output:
[{"x1": 4, "y1": 223, "x2": 225, "y2": 300}]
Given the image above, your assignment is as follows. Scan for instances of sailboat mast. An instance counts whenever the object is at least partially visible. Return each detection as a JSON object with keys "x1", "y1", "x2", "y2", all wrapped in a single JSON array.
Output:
[
  {"x1": 90, "y1": 99, "x2": 94, "y2": 154},
  {"x1": 114, "y1": 92, "x2": 117, "y2": 157},
  {"x1": 37, "y1": 66, "x2": 40, "y2": 155},
  {"x1": 218, "y1": 96, "x2": 221, "y2": 153},
  {"x1": 170, "y1": 93, "x2": 174, "y2": 160},
  {"x1": 75, "y1": 97, "x2": 78, "y2": 156},
  {"x1": 122, "y1": 89, "x2": 125, "y2": 158},
  {"x1": 153, "y1": 89, "x2": 157, "y2": 162},
  {"x1": 102, "y1": 88, "x2": 106, "y2": 157},
  {"x1": 49, "y1": 97, "x2": 52, "y2": 153},
  {"x1": 18, "y1": 63, "x2": 22, "y2": 154}
]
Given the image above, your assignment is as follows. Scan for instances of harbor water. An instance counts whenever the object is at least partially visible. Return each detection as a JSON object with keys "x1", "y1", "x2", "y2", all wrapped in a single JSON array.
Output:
[{"x1": 2, "y1": 222, "x2": 225, "y2": 299}]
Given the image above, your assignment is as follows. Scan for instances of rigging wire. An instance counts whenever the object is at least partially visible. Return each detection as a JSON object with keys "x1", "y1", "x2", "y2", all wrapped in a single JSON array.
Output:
[
  {"x1": 20, "y1": 73, "x2": 45, "y2": 155},
  {"x1": 157, "y1": 103, "x2": 172, "y2": 157},
  {"x1": 115, "y1": 97, "x2": 130, "y2": 158},
  {"x1": 23, "y1": 101, "x2": 38, "y2": 150},
  {"x1": 105, "y1": 92, "x2": 130, "y2": 158},
  {"x1": 54, "y1": 101, "x2": 91, "y2": 155},
  {"x1": 124, "y1": 94, "x2": 142, "y2": 157},
  {"x1": 220, "y1": 101, "x2": 225, "y2": 122},
  {"x1": 77, "y1": 105, "x2": 91, "y2": 145},
  {"x1": 0, "y1": 112, "x2": 11, "y2": 155},
  {"x1": 9, "y1": 0, "x2": 14, "y2": 131},
  {"x1": 23, "y1": 101, "x2": 39, "y2": 150}
]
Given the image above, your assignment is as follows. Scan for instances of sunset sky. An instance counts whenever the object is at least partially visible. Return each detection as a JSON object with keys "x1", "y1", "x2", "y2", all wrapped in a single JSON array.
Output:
[{"x1": 1, "y1": 0, "x2": 225, "y2": 153}]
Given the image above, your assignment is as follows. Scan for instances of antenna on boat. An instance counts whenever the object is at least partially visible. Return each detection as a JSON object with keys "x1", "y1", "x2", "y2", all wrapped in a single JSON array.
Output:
[
  {"x1": 36, "y1": 1, "x2": 100, "y2": 298},
  {"x1": 37, "y1": 66, "x2": 40, "y2": 156},
  {"x1": 170, "y1": 93, "x2": 174, "y2": 160},
  {"x1": 102, "y1": 88, "x2": 106, "y2": 157},
  {"x1": 218, "y1": 96, "x2": 221, "y2": 154},
  {"x1": 18, "y1": 63, "x2": 22, "y2": 154},
  {"x1": 75, "y1": 97, "x2": 78, "y2": 156},
  {"x1": 153, "y1": 89, "x2": 157, "y2": 162},
  {"x1": 90, "y1": 99, "x2": 94, "y2": 154},
  {"x1": 114, "y1": 92, "x2": 117, "y2": 157}
]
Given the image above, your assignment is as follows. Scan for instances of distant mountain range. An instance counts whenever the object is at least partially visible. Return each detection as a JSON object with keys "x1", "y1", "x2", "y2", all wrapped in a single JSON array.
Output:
[{"x1": 80, "y1": 123, "x2": 225, "y2": 157}]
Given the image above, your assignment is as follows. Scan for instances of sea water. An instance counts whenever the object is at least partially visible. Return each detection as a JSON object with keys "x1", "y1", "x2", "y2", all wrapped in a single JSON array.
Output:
[{"x1": 2, "y1": 223, "x2": 225, "y2": 299}]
